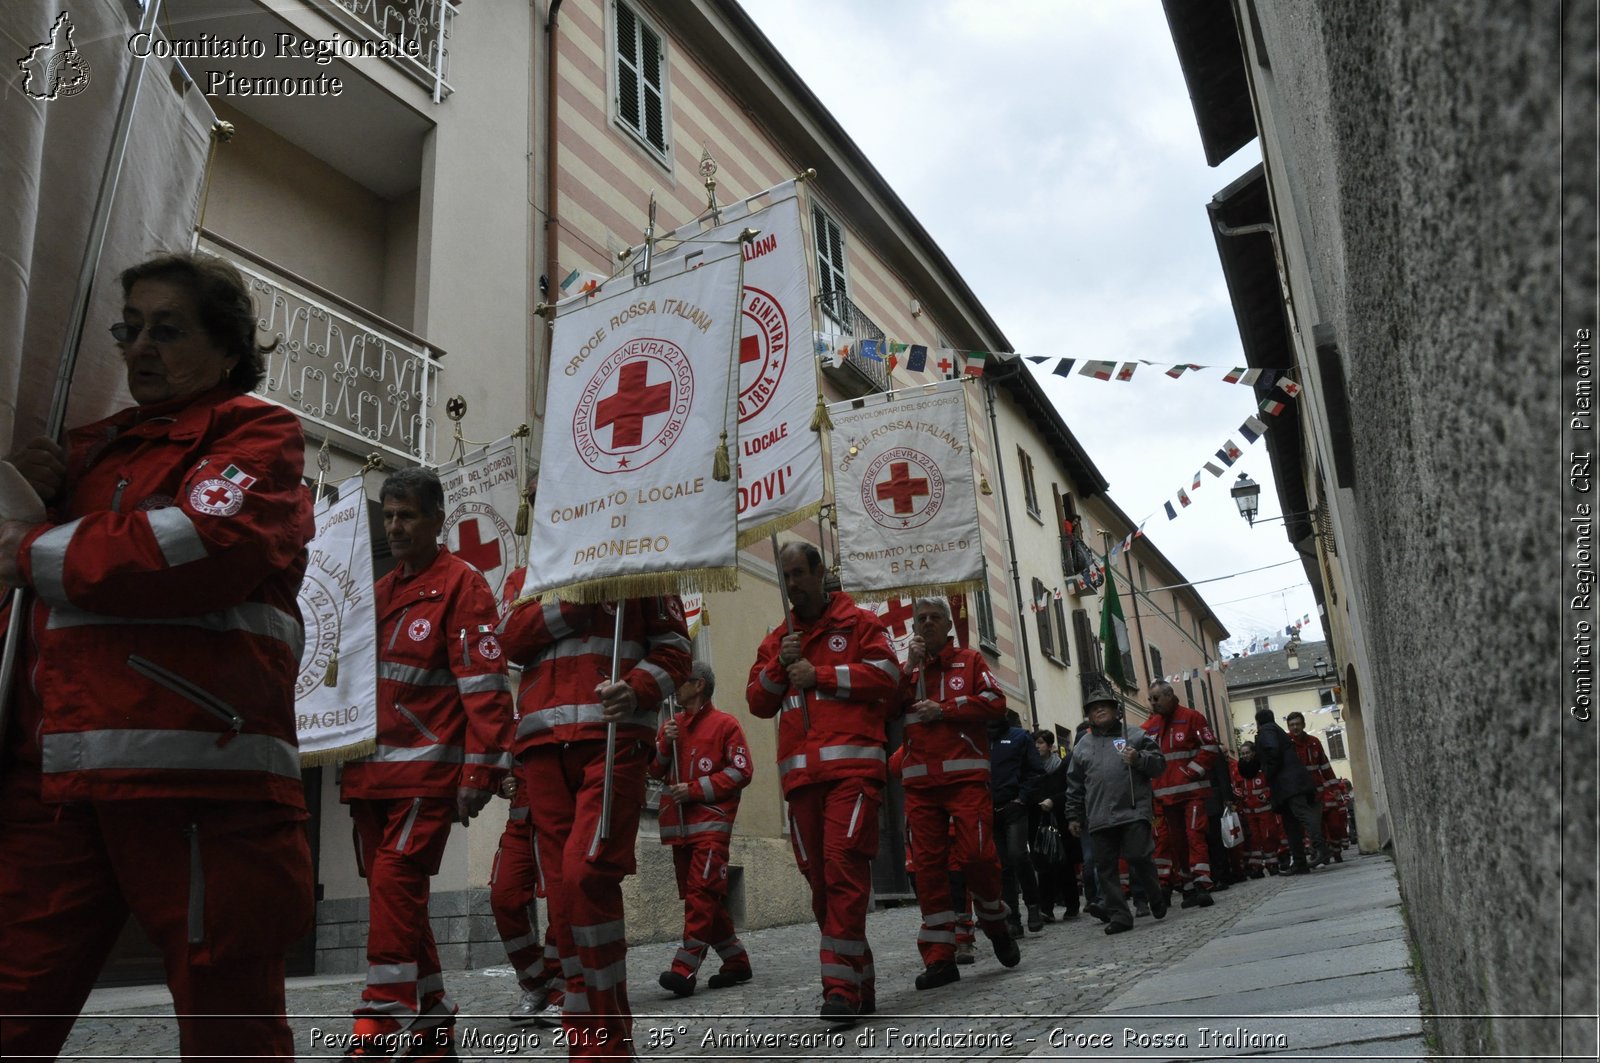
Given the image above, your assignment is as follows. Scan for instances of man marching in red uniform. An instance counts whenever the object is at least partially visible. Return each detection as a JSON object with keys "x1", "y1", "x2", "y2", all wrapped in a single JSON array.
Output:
[
  {"x1": 499, "y1": 587, "x2": 691, "y2": 1059},
  {"x1": 341, "y1": 467, "x2": 515, "y2": 1059},
  {"x1": 747, "y1": 542, "x2": 900, "y2": 1023},
  {"x1": 1285, "y1": 711, "x2": 1341, "y2": 864},
  {"x1": 1141, "y1": 680, "x2": 1222, "y2": 907},
  {"x1": 649, "y1": 661, "x2": 755, "y2": 996},
  {"x1": 1230, "y1": 741, "x2": 1285, "y2": 877},
  {"x1": 897, "y1": 597, "x2": 1021, "y2": 991}
]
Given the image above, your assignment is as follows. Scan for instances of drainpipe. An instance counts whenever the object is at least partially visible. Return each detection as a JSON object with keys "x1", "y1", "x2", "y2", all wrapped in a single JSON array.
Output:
[
  {"x1": 982, "y1": 375, "x2": 1039, "y2": 728},
  {"x1": 537, "y1": 0, "x2": 566, "y2": 422}
]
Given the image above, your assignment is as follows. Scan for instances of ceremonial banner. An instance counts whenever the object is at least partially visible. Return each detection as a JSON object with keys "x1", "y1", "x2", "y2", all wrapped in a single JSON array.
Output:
[
  {"x1": 441, "y1": 435, "x2": 524, "y2": 604},
  {"x1": 641, "y1": 181, "x2": 823, "y2": 545},
  {"x1": 872, "y1": 596, "x2": 917, "y2": 661},
  {"x1": 295, "y1": 476, "x2": 378, "y2": 765},
  {"x1": 528, "y1": 251, "x2": 744, "y2": 602},
  {"x1": 828, "y1": 378, "x2": 984, "y2": 601}
]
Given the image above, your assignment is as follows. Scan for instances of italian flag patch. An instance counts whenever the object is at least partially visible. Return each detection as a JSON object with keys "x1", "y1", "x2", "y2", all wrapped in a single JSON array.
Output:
[{"x1": 220, "y1": 464, "x2": 257, "y2": 490}]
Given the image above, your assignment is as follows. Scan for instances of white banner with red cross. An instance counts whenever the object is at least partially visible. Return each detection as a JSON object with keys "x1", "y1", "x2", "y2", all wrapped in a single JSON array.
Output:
[
  {"x1": 295, "y1": 476, "x2": 378, "y2": 765},
  {"x1": 527, "y1": 250, "x2": 744, "y2": 602},
  {"x1": 632, "y1": 180, "x2": 824, "y2": 546},
  {"x1": 828, "y1": 377, "x2": 985, "y2": 601},
  {"x1": 440, "y1": 434, "x2": 523, "y2": 604}
]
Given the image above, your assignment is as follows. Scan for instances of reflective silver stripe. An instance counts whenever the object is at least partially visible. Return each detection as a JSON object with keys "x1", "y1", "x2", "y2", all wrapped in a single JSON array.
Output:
[
  {"x1": 921, "y1": 909, "x2": 958, "y2": 925},
  {"x1": 27, "y1": 519, "x2": 78, "y2": 604},
  {"x1": 47, "y1": 601, "x2": 304, "y2": 658},
  {"x1": 778, "y1": 754, "x2": 808, "y2": 775},
  {"x1": 458, "y1": 673, "x2": 511, "y2": 695},
  {"x1": 41, "y1": 728, "x2": 299, "y2": 779},
  {"x1": 722, "y1": 768, "x2": 746, "y2": 784},
  {"x1": 466, "y1": 751, "x2": 514, "y2": 770},
  {"x1": 904, "y1": 711, "x2": 930, "y2": 726},
  {"x1": 758, "y1": 671, "x2": 786, "y2": 695},
  {"x1": 868, "y1": 657, "x2": 901, "y2": 682},
  {"x1": 845, "y1": 792, "x2": 864, "y2": 838},
  {"x1": 542, "y1": 601, "x2": 574, "y2": 639},
  {"x1": 681, "y1": 821, "x2": 732, "y2": 836},
  {"x1": 1163, "y1": 748, "x2": 1197, "y2": 760},
  {"x1": 700, "y1": 777, "x2": 716, "y2": 802},
  {"x1": 416, "y1": 972, "x2": 445, "y2": 995},
  {"x1": 147, "y1": 507, "x2": 208, "y2": 567},
  {"x1": 509, "y1": 805, "x2": 530, "y2": 822},
  {"x1": 674, "y1": 948, "x2": 703, "y2": 968},
  {"x1": 635, "y1": 659, "x2": 677, "y2": 699},
  {"x1": 974, "y1": 898, "x2": 1008, "y2": 919},
  {"x1": 368, "y1": 744, "x2": 465, "y2": 764},
  {"x1": 1154, "y1": 780, "x2": 1208, "y2": 797},
  {"x1": 917, "y1": 929, "x2": 957, "y2": 944},
  {"x1": 714, "y1": 939, "x2": 746, "y2": 959},
  {"x1": 941, "y1": 758, "x2": 990, "y2": 774},
  {"x1": 833, "y1": 666, "x2": 851, "y2": 697},
  {"x1": 396, "y1": 798, "x2": 422, "y2": 851},
  {"x1": 820, "y1": 744, "x2": 886, "y2": 763},
  {"x1": 655, "y1": 631, "x2": 691, "y2": 655},
  {"x1": 902, "y1": 764, "x2": 930, "y2": 779},
  {"x1": 820, "y1": 963, "x2": 862, "y2": 982},
  {"x1": 367, "y1": 962, "x2": 420, "y2": 985},
  {"x1": 560, "y1": 955, "x2": 583, "y2": 977},
  {"x1": 571, "y1": 919, "x2": 627, "y2": 948},
  {"x1": 789, "y1": 812, "x2": 808, "y2": 863},
  {"x1": 515, "y1": 703, "x2": 655, "y2": 737},
  {"x1": 659, "y1": 823, "x2": 685, "y2": 839},
  {"x1": 583, "y1": 958, "x2": 629, "y2": 991},
  {"x1": 528, "y1": 636, "x2": 646, "y2": 666},
  {"x1": 503, "y1": 931, "x2": 538, "y2": 952},
  {"x1": 562, "y1": 991, "x2": 590, "y2": 1012},
  {"x1": 379, "y1": 662, "x2": 457, "y2": 688}
]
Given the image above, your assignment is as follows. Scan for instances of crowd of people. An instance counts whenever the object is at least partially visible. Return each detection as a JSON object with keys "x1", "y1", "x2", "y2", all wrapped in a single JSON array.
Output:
[{"x1": 0, "y1": 251, "x2": 1354, "y2": 1062}]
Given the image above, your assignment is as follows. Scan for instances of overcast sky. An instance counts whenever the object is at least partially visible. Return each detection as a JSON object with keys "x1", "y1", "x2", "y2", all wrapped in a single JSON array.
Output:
[{"x1": 739, "y1": 0, "x2": 1321, "y2": 656}]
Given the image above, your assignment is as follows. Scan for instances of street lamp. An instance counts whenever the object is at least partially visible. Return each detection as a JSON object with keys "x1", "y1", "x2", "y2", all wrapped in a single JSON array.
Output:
[
  {"x1": 1314, "y1": 657, "x2": 1330, "y2": 681},
  {"x1": 1231, "y1": 473, "x2": 1261, "y2": 525}
]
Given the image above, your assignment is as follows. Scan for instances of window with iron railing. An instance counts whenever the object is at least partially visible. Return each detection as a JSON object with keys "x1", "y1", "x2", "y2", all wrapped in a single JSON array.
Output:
[
  {"x1": 813, "y1": 205, "x2": 848, "y2": 319},
  {"x1": 317, "y1": 0, "x2": 458, "y2": 102},
  {"x1": 1327, "y1": 729, "x2": 1346, "y2": 760},
  {"x1": 816, "y1": 287, "x2": 890, "y2": 392}
]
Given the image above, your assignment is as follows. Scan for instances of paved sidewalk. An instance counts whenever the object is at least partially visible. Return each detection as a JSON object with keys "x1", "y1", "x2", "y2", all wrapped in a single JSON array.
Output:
[{"x1": 62, "y1": 851, "x2": 1427, "y2": 1061}]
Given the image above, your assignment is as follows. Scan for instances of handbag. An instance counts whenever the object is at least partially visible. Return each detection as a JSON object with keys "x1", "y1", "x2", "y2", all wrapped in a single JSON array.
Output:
[
  {"x1": 1034, "y1": 822, "x2": 1067, "y2": 866},
  {"x1": 1220, "y1": 807, "x2": 1244, "y2": 849}
]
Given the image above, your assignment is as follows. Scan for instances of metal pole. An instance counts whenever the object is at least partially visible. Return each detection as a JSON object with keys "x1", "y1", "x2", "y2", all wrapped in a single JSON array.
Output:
[
  {"x1": 769, "y1": 534, "x2": 809, "y2": 730},
  {"x1": 1, "y1": 0, "x2": 166, "y2": 760},
  {"x1": 594, "y1": 601, "x2": 626, "y2": 848}
]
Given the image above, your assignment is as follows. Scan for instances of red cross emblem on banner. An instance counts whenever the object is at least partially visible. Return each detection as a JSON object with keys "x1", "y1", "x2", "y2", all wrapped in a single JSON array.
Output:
[
  {"x1": 860, "y1": 447, "x2": 945, "y2": 530},
  {"x1": 736, "y1": 286, "x2": 789, "y2": 422},
  {"x1": 874, "y1": 462, "x2": 929, "y2": 515},
  {"x1": 574, "y1": 340, "x2": 695, "y2": 474},
  {"x1": 455, "y1": 518, "x2": 501, "y2": 572},
  {"x1": 879, "y1": 597, "x2": 914, "y2": 636}
]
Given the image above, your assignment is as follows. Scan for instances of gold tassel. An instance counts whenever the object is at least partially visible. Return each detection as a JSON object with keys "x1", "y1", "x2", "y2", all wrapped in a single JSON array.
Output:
[
  {"x1": 810, "y1": 394, "x2": 833, "y2": 432},
  {"x1": 514, "y1": 496, "x2": 530, "y2": 537},
  {"x1": 323, "y1": 651, "x2": 339, "y2": 687},
  {"x1": 712, "y1": 431, "x2": 731, "y2": 482}
]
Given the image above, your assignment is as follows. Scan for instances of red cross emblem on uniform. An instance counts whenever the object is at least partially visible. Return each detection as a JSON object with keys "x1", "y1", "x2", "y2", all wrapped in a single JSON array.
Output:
[
  {"x1": 949, "y1": 675, "x2": 965, "y2": 691},
  {"x1": 408, "y1": 618, "x2": 432, "y2": 641}
]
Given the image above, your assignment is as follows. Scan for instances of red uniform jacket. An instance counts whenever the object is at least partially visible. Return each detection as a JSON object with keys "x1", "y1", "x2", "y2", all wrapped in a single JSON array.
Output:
[
  {"x1": 341, "y1": 548, "x2": 514, "y2": 799},
  {"x1": 13, "y1": 389, "x2": 312, "y2": 807},
  {"x1": 746, "y1": 591, "x2": 900, "y2": 796},
  {"x1": 897, "y1": 640, "x2": 1006, "y2": 788},
  {"x1": 648, "y1": 702, "x2": 752, "y2": 845},
  {"x1": 1231, "y1": 758, "x2": 1274, "y2": 811},
  {"x1": 1289, "y1": 731, "x2": 1340, "y2": 806},
  {"x1": 1141, "y1": 704, "x2": 1221, "y2": 807},
  {"x1": 498, "y1": 596, "x2": 692, "y2": 751}
]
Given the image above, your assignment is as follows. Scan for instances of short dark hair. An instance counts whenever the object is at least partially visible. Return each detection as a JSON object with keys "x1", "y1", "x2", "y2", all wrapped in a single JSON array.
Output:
[
  {"x1": 1255, "y1": 707, "x2": 1275, "y2": 724},
  {"x1": 780, "y1": 541, "x2": 823, "y2": 572},
  {"x1": 120, "y1": 252, "x2": 273, "y2": 391},
  {"x1": 1149, "y1": 680, "x2": 1175, "y2": 698},
  {"x1": 1285, "y1": 711, "x2": 1306, "y2": 725},
  {"x1": 380, "y1": 466, "x2": 444, "y2": 516},
  {"x1": 1034, "y1": 730, "x2": 1055, "y2": 747}
]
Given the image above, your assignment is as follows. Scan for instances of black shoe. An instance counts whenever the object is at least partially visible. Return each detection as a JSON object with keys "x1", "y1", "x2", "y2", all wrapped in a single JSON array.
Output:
[
  {"x1": 658, "y1": 970, "x2": 695, "y2": 997},
  {"x1": 1265, "y1": 865, "x2": 1279, "y2": 876},
  {"x1": 1210, "y1": 881, "x2": 1229, "y2": 892},
  {"x1": 1040, "y1": 907, "x2": 1057, "y2": 923},
  {"x1": 1290, "y1": 862, "x2": 1310, "y2": 875},
  {"x1": 1061, "y1": 908, "x2": 1081, "y2": 920},
  {"x1": 914, "y1": 960, "x2": 961, "y2": 990},
  {"x1": 820, "y1": 993, "x2": 857, "y2": 1024},
  {"x1": 1007, "y1": 917, "x2": 1025, "y2": 938},
  {"x1": 1133, "y1": 898, "x2": 1151, "y2": 918},
  {"x1": 1104, "y1": 920, "x2": 1134, "y2": 935},
  {"x1": 1333, "y1": 851, "x2": 1344, "y2": 863},
  {"x1": 1248, "y1": 869, "x2": 1264, "y2": 879},
  {"x1": 1180, "y1": 889, "x2": 1201, "y2": 909},
  {"x1": 1195, "y1": 888, "x2": 1214, "y2": 906},
  {"x1": 859, "y1": 995, "x2": 876, "y2": 1016},
  {"x1": 992, "y1": 932, "x2": 1022, "y2": 968},
  {"x1": 707, "y1": 968, "x2": 752, "y2": 990},
  {"x1": 1026, "y1": 905, "x2": 1044, "y2": 932},
  {"x1": 1084, "y1": 902, "x2": 1112, "y2": 924},
  {"x1": 1149, "y1": 893, "x2": 1169, "y2": 920}
]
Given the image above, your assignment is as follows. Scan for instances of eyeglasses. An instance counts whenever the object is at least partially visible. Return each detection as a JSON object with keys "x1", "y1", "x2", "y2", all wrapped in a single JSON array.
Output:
[{"x1": 110, "y1": 322, "x2": 189, "y2": 345}]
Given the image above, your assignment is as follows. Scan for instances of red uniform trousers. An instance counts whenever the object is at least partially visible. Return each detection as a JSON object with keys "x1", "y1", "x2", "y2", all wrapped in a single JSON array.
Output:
[
  {"x1": 785, "y1": 777, "x2": 881, "y2": 1009},
  {"x1": 1154, "y1": 797, "x2": 1213, "y2": 890},
  {"x1": 350, "y1": 798, "x2": 458, "y2": 1031},
  {"x1": 523, "y1": 740, "x2": 647, "y2": 1061},
  {"x1": 490, "y1": 812, "x2": 563, "y2": 997},
  {"x1": 0, "y1": 767, "x2": 312, "y2": 1062},
  {"x1": 1322, "y1": 805, "x2": 1350, "y2": 850},
  {"x1": 668, "y1": 842, "x2": 750, "y2": 979},
  {"x1": 1241, "y1": 807, "x2": 1285, "y2": 873},
  {"x1": 903, "y1": 781, "x2": 1009, "y2": 966}
]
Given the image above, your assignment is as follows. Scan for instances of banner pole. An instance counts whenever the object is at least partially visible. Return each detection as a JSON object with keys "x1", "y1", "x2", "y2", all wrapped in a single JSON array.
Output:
[
  {"x1": 769, "y1": 534, "x2": 810, "y2": 731},
  {"x1": 595, "y1": 601, "x2": 626, "y2": 846}
]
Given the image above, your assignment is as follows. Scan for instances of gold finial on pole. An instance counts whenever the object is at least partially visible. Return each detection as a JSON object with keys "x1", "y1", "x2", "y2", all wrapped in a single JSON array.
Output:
[{"x1": 700, "y1": 147, "x2": 720, "y2": 223}]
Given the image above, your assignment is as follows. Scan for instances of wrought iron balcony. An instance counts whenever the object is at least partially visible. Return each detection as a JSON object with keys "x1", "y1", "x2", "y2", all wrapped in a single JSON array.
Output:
[
  {"x1": 201, "y1": 231, "x2": 443, "y2": 466},
  {"x1": 312, "y1": 0, "x2": 458, "y2": 102},
  {"x1": 816, "y1": 287, "x2": 891, "y2": 393}
]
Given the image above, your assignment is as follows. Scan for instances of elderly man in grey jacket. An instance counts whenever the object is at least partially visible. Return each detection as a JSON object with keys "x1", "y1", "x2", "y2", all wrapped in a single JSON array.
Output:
[{"x1": 1064, "y1": 674, "x2": 1169, "y2": 934}]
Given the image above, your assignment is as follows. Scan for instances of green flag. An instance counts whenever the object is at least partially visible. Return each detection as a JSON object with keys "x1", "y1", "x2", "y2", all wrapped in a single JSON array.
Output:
[{"x1": 1099, "y1": 553, "x2": 1134, "y2": 690}]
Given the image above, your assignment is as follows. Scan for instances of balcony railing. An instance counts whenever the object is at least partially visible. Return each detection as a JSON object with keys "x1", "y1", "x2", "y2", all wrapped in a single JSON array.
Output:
[
  {"x1": 816, "y1": 288, "x2": 891, "y2": 392},
  {"x1": 201, "y1": 232, "x2": 443, "y2": 466},
  {"x1": 312, "y1": 0, "x2": 458, "y2": 102}
]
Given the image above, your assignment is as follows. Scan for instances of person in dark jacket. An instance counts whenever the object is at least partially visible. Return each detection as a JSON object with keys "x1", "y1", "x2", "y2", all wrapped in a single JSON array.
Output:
[
  {"x1": 1064, "y1": 674, "x2": 1168, "y2": 933},
  {"x1": 988, "y1": 710, "x2": 1044, "y2": 935},
  {"x1": 1238, "y1": 708, "x2": 1327, "y2": 873},
  {"x1": 1030, "y1": 731, "x2": 1079, "y2": 920}
]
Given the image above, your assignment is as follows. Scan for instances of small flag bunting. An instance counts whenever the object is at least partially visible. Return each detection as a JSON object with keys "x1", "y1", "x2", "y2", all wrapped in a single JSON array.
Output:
[
  {"x1": 1164, "y1": 501, "x2": 1177, "y2": 520},
  {"x1": 1115, "y1": 362, "x2": 1138, "y2": 382},
  {"x1": 907, "y1": 345, "x2": 928, "y2": 373},
  {"x1": 1279, "y1": 379, "x2": 1303, "y2": 398},
  {"x1": 1204, "y1": 461, "x2": 1225, "y2": 477},
  {"x1": 1053, "y1": 358, "x2": 1076, "y2": 379},
  {"x1": 1080, "y1": 360, "x2": 1117, "y2": 381},
  {"x1": 964, "y1": 351, "x2": 990, "y2": 376}
]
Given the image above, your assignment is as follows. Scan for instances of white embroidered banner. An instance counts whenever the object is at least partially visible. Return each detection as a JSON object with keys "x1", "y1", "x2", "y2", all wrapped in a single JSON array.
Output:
[
  {"x1": 828, "y1": 378, "x2": 984, "y2": 601},
  {"x1": 440, "y1": 434, "x2": 524, "y2": 604},
  {"x1": 295, "y1": 476, "x2": 377, "y2": 765},
  {"x1": 527, "y1": 251, "x2": 743, "y2": 602}
]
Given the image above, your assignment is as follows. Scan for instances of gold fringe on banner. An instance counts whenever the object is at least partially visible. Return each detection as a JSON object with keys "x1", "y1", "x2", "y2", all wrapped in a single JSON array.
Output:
[
  {"x1": 299, "y1": 737, "x2": 377, "y2": 770},
  {"x1": 542, "y1": 565, "x2": 741, "y2": 606},
  {"x1": 735, "y1": 497, "x2": 824, "y2": 550},
  {"x1": 848, "y1": 577, "x2": 987, "y2": 605},
  {"x1": 809, "y1": 394, "x2": 833, "y2": 432}
]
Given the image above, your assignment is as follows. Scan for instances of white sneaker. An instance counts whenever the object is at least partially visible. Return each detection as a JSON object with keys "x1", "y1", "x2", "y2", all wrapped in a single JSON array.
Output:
[
  {"x1": 532, "y1": 1001, "x2": 563, "y2": 1029},
  {"x1": 509, "y1": 990, "x2": 542, "y2": 1025}
]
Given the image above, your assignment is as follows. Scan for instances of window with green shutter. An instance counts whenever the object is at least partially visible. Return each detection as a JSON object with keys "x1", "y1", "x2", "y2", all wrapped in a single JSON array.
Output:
[{"x1": 614, "y1": 1, "x2": 668, "y2": 158}]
